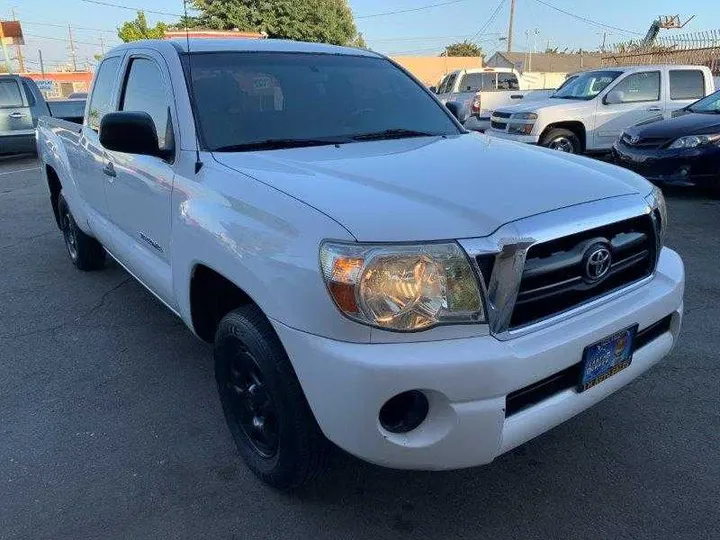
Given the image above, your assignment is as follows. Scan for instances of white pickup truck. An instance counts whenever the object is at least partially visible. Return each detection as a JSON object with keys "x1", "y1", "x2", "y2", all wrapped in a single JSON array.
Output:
[
  {"x1": 488, "y1": 65, "x2": 716, "y2": 153},
  {"x1": 434, "y1": 67, "x2": 556, "y2": 132},
  {"x1": 37, "y1": 39, "x2": 684, "y2": 489}
]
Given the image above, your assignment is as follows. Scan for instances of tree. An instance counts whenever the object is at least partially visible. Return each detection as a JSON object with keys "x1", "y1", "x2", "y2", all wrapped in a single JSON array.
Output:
[
  {"x1": 188, "y1": 0, "x2": 363, "y2": 46},
  {"x1": 118, "y1": 11, "x2": 167, "y2": 42},
  {"x1": 442, "y1": 40, "x2": 483, "y2": 57}
]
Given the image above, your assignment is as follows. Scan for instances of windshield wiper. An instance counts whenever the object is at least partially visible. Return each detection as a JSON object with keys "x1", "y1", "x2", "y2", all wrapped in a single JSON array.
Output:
[
  {"x1": 213, "y1": 138, "x2": 346, "y2": 152},
  {"x1": 350, "y1": 129, "x2": 440, "y2": 141}
]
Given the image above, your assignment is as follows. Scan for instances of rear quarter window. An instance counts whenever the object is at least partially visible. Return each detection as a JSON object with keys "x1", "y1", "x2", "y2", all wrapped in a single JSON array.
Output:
[
  {"x1": 670, "y1": 70, "x2": 705, "y2": 100},
  {"x1": 0, "y1": 79, "x2": 23, "y2": 108}
]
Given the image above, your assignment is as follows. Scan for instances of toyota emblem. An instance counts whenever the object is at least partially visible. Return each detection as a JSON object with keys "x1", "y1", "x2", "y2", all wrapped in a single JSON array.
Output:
[{"x1": 585, "y1": 246, "x2": 612, "y2": 281}]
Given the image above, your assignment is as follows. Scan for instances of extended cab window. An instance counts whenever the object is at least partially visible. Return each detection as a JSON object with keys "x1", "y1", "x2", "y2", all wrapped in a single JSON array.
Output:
[
  {"x1": 87, "y1": 56, "x2": 121, "y2": 130},
  {"x1": 612, "y1": 71, "x2": 661, "y2": 103},
  {"x1": 121, "y1": 58, "x2": 172, "y2": 150},
  {"x1": 670, "y1": 70, "x2": 705, "y2": 100},
  {"x1": 497, "y1": 73, "x2": 519, "y2": 90},
  {"x1": 0, "y1": 79, "x2": 23, "y2": 108},
  {"x1": 188, "y1": 52, "x2": 460, "y2": 152}
]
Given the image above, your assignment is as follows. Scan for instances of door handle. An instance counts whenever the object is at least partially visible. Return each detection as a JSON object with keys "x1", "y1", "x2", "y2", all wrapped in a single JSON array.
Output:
[
  {"x1": 8, "y1": 111, "x2": 27, "y2": 119},
  {"x1": 647, "y1": 106, "x2": 662, "y2": 112},
  {"x1": 102, "y1": 162, "x2": 116, "y2": 178},
  {"x1": 510, "y1": 94, "x2": 524, "y2": 99}
]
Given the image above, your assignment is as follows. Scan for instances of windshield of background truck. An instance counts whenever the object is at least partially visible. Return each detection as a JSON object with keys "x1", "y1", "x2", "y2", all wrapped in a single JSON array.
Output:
[
  {"x1": 458, "y1": 72, "x2": 519, "y2": 92},
  {"x1": 552, "y1": 70, "x2": 622, "y2": 100},
  {"x1": 187, "y1": 52, "x2": 460, "y2": 151}
]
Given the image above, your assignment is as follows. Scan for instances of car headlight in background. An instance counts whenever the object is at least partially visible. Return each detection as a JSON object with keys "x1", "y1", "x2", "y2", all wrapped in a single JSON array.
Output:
[
  {"x1": 320, "y1": 242, "x2": 485, "y2": 331},
  {"x1": 668, "y1": 133, "x2": 720, "y2": 149},
  {"x1": 508, "y1": 112, "x2": 537, "y2": 134},
  {"x1": 645, "y1": 185, "x2": 668, "y2": 246},
  {"x1": 511, "y1": 112, "x2": 538, "y2": 120}
]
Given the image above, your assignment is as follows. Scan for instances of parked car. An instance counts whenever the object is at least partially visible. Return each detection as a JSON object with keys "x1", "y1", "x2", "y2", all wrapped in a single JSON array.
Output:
[
  {"x1": 37, "y1": 39, "x2": 684, "y2": 489},
  {"x1": 488, "y1": 65, "x2": 715, "y2": 154},
  {"x1": 0, "y1": 75, "x2": 86, "y2": 155},
  {"x1": 435, "y1": 67, "x2": 556, "y2": 132},
  {"x1": 613, "y1": 89, "x2": 720, "y2": 195}
]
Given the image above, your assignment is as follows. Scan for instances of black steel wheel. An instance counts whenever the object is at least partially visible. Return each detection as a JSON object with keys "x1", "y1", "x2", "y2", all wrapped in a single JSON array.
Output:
[
  {"x1": 56, "y1": 193, "x2": 105, "y2": 271},
  {"x1": 214, "y1": 305, "x2": 328, "y2": 489}
]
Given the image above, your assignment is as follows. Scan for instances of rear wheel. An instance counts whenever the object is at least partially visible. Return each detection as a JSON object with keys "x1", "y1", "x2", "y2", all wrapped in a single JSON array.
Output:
[
  {"x1": 540, "y1": 128, "x2": 582, "y2": 154},
  {"x1": 214, "y1": 305, "x2": 328, "y2": 489},
  {"x1": 57, "y1": 193, "x2": 105, "y2": 271}
]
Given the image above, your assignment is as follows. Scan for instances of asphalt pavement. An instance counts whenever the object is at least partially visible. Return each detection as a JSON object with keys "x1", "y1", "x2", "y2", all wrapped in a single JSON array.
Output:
[{"x1": 1, "y1": 155, "x2": 718, "y2": 540}]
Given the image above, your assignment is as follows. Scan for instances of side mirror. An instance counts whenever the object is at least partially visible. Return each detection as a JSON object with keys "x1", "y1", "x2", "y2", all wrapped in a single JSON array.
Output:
[
  {"x1": 100, "y1": 111, "x2": 164, "y2": 157},
  {"x1": 445, "y1": 101, "x2": 468, "y2": 123},
  {"x1": 604, "y1": 90, "x2": 624, "y2": 105},
  {"x1": 429, "y1": 85, "x2": 437, "y2": 93}
]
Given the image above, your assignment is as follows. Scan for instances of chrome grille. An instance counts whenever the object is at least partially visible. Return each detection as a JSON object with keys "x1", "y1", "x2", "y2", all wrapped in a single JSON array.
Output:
[
  {"x1": 494, "y1": 112, "x2": 512, "y2": 119},
  {"x1": 509, "y1": 214, "x2": 657, "y2": 329}
]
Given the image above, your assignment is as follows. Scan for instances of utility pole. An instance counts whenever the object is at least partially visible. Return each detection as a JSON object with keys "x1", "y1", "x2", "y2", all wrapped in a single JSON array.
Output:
[
  {"x1": 38, "y1": 49, "x2": 45, "y2": 76},
  {"x1": 507, "y1": 0, "x2": 516, "y2": 52},
  {"x1": 0, "y1": 18, "x2": 12, "y2": 74},
  {"x1": 10, "y1": 8, "x2": 24, "y2": 72},
  {"x1": 601, "y1": 32, "x2": 607, "y2": 52},
  {"x1": 99, "y1": 36, "x2": 106, "y2": 56},
  {"x1": 67, "y1": 24, "x2": 77, "y2": 71}
]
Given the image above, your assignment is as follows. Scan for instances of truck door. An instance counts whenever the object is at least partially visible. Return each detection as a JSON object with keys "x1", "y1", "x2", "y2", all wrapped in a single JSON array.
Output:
[
  {"x1": 104, "y1": 52, "x2": 177, "y2": 304},
  {"x1": 593, "y1": 70, "x2": 663, "y2": 149},
  {"x1": 0, "y1": 76, "x2": 34, "y2": 152},
  {"x1": 77, "y1": 55, "x2": 123, "y2": 218}
]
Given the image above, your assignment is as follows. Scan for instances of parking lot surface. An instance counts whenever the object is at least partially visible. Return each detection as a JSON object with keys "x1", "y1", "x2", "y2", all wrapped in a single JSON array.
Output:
[{"x1": 1, "y1": 155, "x2": 718, "y2": 540}]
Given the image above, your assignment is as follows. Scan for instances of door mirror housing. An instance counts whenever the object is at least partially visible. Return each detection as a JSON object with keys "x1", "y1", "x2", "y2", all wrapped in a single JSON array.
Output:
[
  {"x1": 100, "y1": 111, "x2": 167, "y2": 157},
  {"x1": 445, "y1": 101, "x2": 468, "y2": 123},
  {"x1": 604, "y1": 90, "x2": 625, "y2": 105}
]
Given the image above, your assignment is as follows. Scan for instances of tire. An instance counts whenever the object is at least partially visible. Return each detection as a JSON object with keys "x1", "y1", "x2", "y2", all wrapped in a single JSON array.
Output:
[
  {"x1": 214, "y1": 305, "x2": 328, "y2": 489},
  {"x1": 57, "y1": 193, "x2": 105, "y2": 271},
  {"x1": 540, "y1": 128, "x2": 582, "y2": 154}
]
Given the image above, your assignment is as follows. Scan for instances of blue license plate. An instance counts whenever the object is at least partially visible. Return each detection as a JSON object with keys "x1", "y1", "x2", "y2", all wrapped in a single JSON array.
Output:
[{"x1": 580, "y1": 325, "x2": 638, "y2": 392}]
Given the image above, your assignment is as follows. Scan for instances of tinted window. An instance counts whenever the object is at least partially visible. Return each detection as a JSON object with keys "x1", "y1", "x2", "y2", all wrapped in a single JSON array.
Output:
[
  {"x1": 497, "y1": 72, "x2": 519, "y2": 90},
  {"x1": 189, "y1": 52, "x2": 460, "y2": 151},
  {"x1": 21, "y1": 81, "x2": 36, "y2": 106},
  {"x1": 688, "y1": 90, "x2": 720, "y2": 113},
  {"x1": 459, "y1": 73, "x2": 494, "y2": 92},
  {"x1": 670, "y1": 70, "x2": 705, "y2": 100},
  {"x1": 436, "y1": 75, "x2": 450, "y2": 94},
  {"x1": 88, "y1": 56, "x2": 121, "y2": 130},
  {"x1": 613, "y1": 72, "x2": 660, "y2": 103},
  {"x1": 443, "y1": 72, "x2": 458, "y2": 93},
  {"x1": 0, "y1": 80, "x2": 23, "y2": 108},
  {"x1": 121, "y1": 58, "x2": 172, "y2": 150}
]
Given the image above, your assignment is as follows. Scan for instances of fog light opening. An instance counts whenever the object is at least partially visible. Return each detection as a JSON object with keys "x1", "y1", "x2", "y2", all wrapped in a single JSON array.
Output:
[{"x1": 379, "y1": 390, "x2": 429, "y2": 434}]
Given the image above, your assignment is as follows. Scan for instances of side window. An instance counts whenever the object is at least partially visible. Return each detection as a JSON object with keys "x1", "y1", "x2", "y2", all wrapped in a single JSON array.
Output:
[
  {"x1": 497, "y1": 73, "x2": 519, "y2": 90},
  {"x1": 437, "y1": 75, "x2": 450, "y2": 94},
  {"x1": 21, "y1": 81, "x2": 36, "y2": 106},
  {"x1": 444, "y1": 72, "x2": 458, "y2": 93},
  {"x1": 121, "y1": 57, "x2": 172, "y2": 151},
  {"x1": 87, "y1": 56, "x2": 121, "y2": 130},
  {"x1": 0, "y1": 79, "x2": 23, "y2": 108},
  {"x1": 612, "y1": 72, "x2": 661, "y2": 103},
  {"x1": 670, "y1": 70, "x2": 705, "y2": 100}
]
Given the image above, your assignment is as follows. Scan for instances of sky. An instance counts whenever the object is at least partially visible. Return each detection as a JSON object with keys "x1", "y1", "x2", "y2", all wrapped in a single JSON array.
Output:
[{"x1": 1, "y1": 0, "x2": 717, "y2": 72}]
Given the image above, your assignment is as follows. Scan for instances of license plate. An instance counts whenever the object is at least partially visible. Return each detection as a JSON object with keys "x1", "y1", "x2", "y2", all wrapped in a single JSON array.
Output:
[{"x1": 579, "y1": 325, "x2": 638, "y2": 392}]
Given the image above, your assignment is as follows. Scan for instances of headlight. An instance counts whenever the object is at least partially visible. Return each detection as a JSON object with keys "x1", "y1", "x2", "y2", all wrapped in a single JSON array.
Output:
[
  {"x1": 511, "y1": 112, "x2": 538, "y2": 120},
  {"x1": 320, "y1": 242, "x2": 485, "y2": 332},
  {"x1": 645, "y1": 185, "x2": 667, "y2": 245},
  {"x1": 508, "y1": 123, "x2": 534, "y2": 135},
  {"x1": 668, "y1": 133, "x2": 720, "y2": 149}
]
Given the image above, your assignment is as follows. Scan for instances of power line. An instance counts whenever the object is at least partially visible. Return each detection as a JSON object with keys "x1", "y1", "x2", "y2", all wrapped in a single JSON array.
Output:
[
  {"x1": 24, "y1": 32, "x2": 112, "y2": 48},
  {"x1": 532, "y1": 0, "x2": 642, "y2": 36},
  {"x1": 468, "y1": 0, "x2": 507, "y2": 43},
  {"x1": 371, "y1": 33, "x2": 497, "y2": 43},
  {"x1": 356, "y1": 0, "x2": 470, "y2": 20},
  {"x1": 22, "y1": 20, "x2": 116, "y2": 33},
  {"x1": 79, "y1": 0, "x2": 183, "y2": 17}
]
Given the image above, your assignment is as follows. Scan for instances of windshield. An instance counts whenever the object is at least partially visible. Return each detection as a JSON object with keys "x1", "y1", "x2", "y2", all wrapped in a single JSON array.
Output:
[
  {"x1": 458, "y1": 72, "x2": 519, "y2": 92},
  {"x1": 551, "y1": 70, "x2": 622, "y2": 100},
  {"x1": 187, "y1": 52, "x2": 460, "y2": 151},
  {"x1": 688, "y1": 90, "x2": 720, "y2": 113}
]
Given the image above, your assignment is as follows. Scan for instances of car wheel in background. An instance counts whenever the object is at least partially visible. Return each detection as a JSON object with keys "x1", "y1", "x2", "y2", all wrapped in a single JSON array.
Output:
[
  {"x1": 214, "y1": 305, "x2": 328, "y2": 489},
  {"x1": 57, "y1": 193, "x2": 106, "y2": 271},
  {"x1": 541, "y1": 128, "x2": 581, "y2": 154}
]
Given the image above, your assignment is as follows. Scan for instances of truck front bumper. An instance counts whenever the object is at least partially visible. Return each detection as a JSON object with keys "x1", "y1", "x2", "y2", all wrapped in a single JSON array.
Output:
[
  {"x1": 273, "y1": 248, "x2": 684, "y2": 470},
  {"x1": 486, "y1": 129, "x2": 540, "y2": 145}
]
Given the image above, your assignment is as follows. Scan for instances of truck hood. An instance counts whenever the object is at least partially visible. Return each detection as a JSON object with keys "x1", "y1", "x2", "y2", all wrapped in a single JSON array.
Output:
[
  {"x1": 213, "y1": 134, "x2": 644, "y2": 242},
  {"x1": 495, "y1": 97, "x2": 588, "y2": 115}
]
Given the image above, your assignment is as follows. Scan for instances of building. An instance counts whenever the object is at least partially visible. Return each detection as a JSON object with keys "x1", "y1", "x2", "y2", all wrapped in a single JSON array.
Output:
[
  {"x1": 485, "y1": 51, "x2": 604, "y2": 74},
  {"x1": 390, "y1": 56, "x2": 483, "y2": 87},
  {"x1": 24, "y1": 71, "x2": 93, "y2": 98}
]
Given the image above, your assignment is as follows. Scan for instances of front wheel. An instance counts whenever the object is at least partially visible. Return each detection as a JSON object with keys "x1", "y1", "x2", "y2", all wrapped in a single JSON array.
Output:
[
  {"x1": 540, "y1": 128, "x2": 582, "y2": 154},
  {"x1": 214, "y1": 305, "x2": 328, "y2": 489}
]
